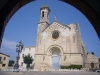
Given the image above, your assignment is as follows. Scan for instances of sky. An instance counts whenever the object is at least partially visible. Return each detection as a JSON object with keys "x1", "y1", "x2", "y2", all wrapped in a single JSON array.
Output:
[{"x1": 0, "y1": 0, "x2": 100, "y2": 61}]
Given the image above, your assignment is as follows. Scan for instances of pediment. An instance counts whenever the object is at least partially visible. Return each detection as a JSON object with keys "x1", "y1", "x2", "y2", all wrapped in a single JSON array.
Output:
[
  {"x1": 42, "y1": 20, "x2": 70, "y2": 39},
  {"x1": 43, "y1": 20, "x2": 70, "y2": 33}
]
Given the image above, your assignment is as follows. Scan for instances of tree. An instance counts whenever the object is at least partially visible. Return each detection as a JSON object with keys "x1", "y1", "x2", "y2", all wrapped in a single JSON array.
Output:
[
  {"x1": 8, "y1": 60, "x2": 15, "y2": 66},
  {"x1": 23, "y1": 55, "x2": 34, "y2": 70},
  {"x1": 91, "y1": 52, "x2": 94, "y2": 55}
]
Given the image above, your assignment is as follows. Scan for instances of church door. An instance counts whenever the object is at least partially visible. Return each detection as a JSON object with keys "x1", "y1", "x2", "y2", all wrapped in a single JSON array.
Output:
[
  {"x1": 91, "y1": 63, "x2": 94, "y2": 68},
  {"x1": 52, "y1": 49, "x2": 60, "y2": 69},
  {"x1": 52, "y1": 56, "x2": 60, "y2": 69},
  {"x1": 50, "y1": 47, "x2": 61, "y2": 69}
]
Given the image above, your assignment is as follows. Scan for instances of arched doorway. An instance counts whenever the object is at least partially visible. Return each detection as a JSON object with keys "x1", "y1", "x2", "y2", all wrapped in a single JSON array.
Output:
[
  {"x1": 91, "y1": 62, "x2": 94, "y2": 68},
  {"x1": 51, "y1": 47, "x2": 61, "y2": 69}
]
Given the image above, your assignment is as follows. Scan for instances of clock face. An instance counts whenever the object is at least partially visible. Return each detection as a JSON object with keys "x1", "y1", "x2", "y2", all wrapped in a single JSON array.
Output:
[{"x1": 52, "y1": 30, "x2": 59, "y2": 39}]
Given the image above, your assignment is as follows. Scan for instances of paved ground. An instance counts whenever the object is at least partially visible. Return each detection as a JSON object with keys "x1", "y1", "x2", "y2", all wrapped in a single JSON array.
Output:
[{"x1": 0, "y1": 71, "x2": 100, "y2": 75}]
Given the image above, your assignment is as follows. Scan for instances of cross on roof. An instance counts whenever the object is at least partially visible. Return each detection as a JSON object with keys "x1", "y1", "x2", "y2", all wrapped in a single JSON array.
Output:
[{"x1": 54, "y1": 16, "x2": 58, "y2": 21}]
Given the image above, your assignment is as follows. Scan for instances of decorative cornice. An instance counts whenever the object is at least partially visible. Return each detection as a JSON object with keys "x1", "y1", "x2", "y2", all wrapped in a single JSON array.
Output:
[
  {"x1": 38, "y1": 21, "x2": 49, "y2": 25},
  {"x1": 40, "y1": 4, "x2": 51, "y2": 12}
]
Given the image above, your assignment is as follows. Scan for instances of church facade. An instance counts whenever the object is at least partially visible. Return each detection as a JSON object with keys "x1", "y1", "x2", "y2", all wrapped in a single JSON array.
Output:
[{"x1": 19, "y1": 5, "x2": 100, "y2": 69}]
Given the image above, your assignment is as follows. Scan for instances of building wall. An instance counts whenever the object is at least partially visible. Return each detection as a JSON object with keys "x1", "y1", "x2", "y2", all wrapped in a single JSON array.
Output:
[
  {"x1": 19, "y1": 46, "x2": 35, "y2": 69},
  {"x1": 68, "y1": 23, "x2": 85, "y2": 67},
  {"x1": 34, "y1": 22, "x2": 85, "y2": 69},
  {"x1": 0, "y1": 53, "x2": 10, "y2": 69},
  {"x1": 23, "y1": 5, "x2": 100, "y2": 69},
  {"x1": 86, "y1": 54, "x2": 99, "y2": 68},
  {"x1": 34, "y1": 5, "x2": 85, "y2": 69},
  {"x1": 36, "y1": 21, "x2": 70, "y2": 54}
]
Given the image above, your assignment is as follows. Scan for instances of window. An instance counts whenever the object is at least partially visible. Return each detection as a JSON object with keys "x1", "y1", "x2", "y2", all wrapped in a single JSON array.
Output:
[
  {"x1": 42, "y1": 11, "x2": 44, "y2": 18},
  {"x1": 23, "y1": 48, "x2": 25, "y2": 51},
  {"x1": 21, "y1": 62, "x2": 23, "y2": 66},
  {"x1": 47, "y1": 12, "x2": 49, "y2": 18},
  {"x1": 4, "y1": 57, "x2": 6, "y2": 60},
  {"x1": 29, "y1": 48, "x2": 31, "y2": 51},
  {"x1": 28, "y1": 53, "x2": 30, "y2": 56},
  {"x1": 2, "y1": 64, "x2": 6, "y2": 67},
  {"x1": 0, "y1": 57, "x2": 2, "y2": 61},
  {"x1": 22, "y1": 54, "x2": 24, "y2": 57},
  {"x1": 99, "y1": 64, "x2": 100, "y2": 68},
  {"x1": 75, "y1": 25, "x2": 78, "y2": 31},
  {"x1": 52, "y1": 31, "x2": 59, "y2": 39}
]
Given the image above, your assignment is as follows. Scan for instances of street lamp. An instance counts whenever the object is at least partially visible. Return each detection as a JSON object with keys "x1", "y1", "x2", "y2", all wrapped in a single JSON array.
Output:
[{"x1": 14, "y1": 41, "x2": 24, "y2": 70}]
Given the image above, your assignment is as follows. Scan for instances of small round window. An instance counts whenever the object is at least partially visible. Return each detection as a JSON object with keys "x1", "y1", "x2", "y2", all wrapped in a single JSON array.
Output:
[{"x1": 52, "y1": 31, "x2": 59, "y2": 39}]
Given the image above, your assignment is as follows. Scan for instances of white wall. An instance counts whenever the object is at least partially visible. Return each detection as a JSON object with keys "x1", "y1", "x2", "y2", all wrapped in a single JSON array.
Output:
[{"x1": 19, "y1": 46, "x2": 35, "y2": 69}]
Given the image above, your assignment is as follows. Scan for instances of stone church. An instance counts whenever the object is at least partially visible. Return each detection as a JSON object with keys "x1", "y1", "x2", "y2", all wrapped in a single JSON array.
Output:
[{"x1": 19, "y1": 4, "x2": 100, "y2": 69}]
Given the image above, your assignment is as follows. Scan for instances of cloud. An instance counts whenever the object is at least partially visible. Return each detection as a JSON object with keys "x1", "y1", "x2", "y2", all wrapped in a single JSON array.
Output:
[{"x1": 1, "y1": 38, "x2": 18, "y2": 50}]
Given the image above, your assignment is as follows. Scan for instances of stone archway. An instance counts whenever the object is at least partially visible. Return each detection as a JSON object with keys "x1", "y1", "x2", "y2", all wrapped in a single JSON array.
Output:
[
  {"x1": 49, "y1": 47, "x2": 61, "y2": 69},
  {"x1": 0, "y1": 0, "x2": 100, "y2": 47},
  {"x1": 46, "y1": 45, "x2": 63, "y2": 56}
]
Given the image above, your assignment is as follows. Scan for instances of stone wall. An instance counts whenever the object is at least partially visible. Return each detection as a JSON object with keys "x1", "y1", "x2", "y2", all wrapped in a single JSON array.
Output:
[{"x1": 86, "y1": 54, "x2": 99, "y2": 68}]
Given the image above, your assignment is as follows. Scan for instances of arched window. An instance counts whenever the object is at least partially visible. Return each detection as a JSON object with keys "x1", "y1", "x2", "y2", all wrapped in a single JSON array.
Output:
[
  {"x1": 42, "y1": 11, "x2": 44, "y2": 18},
  {"x1": 47, "y1": 12, "x2": 49, "y2": 18}
]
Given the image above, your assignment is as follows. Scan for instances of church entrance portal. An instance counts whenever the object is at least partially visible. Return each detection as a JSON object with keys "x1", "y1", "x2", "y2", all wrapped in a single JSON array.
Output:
[{"x1": 51, "y1": 47, "x2": 60, "y2": 69}]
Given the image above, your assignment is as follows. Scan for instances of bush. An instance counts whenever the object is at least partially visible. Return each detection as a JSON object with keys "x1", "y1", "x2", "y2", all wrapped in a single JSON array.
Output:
[
  {"x1": 69, "y1": 65, "x2": 82, "y2": 69},
  {"x1": 60, "y1": 65, "x2": 82, "y2": 69},
  {"x1": 60, "y1": 66, "x2": 68, "y2": 69}
]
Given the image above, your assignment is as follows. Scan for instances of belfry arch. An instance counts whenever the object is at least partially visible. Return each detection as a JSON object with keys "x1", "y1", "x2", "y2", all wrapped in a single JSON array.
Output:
[
  {"x1": 0, "y1": 0, "x2": 100, "y2": 47},
  {"x1": 42, "y1": 11, "x2": 44, "y2": 18}
]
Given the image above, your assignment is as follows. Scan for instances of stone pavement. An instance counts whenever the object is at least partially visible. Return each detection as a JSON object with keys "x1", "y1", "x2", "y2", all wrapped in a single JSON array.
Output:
[{"x1": 0, "y1": 71, "x2": 100, "y2": 75}]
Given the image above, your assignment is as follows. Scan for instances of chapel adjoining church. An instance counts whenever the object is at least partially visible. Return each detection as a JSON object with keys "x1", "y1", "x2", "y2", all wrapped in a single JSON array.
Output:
[{"x1": 19, "y1": 4, "x2": 100, "y2": 69}]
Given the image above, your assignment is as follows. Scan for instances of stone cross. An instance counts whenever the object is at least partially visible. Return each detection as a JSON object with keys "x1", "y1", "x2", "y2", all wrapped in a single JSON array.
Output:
[{"x1": 54, "y1": 16, "x2": 58, "y2": 21}]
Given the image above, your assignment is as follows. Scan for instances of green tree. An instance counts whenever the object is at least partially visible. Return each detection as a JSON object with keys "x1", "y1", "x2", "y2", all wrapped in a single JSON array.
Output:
[
  {"x1": 8, "y1": 60, "x2": 15, "y2": 66},
  {"x1": 23, "y1": 55, "x2": 34, "y2": 70},
  {"x1": 91, "y1": 52, "x2": 94, "y2": 55}
]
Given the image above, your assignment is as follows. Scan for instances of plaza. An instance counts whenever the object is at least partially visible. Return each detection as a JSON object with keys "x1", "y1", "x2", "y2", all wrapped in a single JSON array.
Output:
[{"x1": 0, "y1": 71, "x2": 100, "y2": 75}]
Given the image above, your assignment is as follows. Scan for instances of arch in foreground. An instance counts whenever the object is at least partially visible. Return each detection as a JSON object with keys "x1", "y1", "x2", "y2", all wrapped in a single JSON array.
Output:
[{"x1": 0, "y1": 0, "x2": 100, "y2": 47}]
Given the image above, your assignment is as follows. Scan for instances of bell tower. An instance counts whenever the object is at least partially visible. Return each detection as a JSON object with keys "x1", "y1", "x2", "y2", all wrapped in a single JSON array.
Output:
[
  {"x1": 38, "y1": 4, "x2": 51, "y2": 32},
  {"x1": 36, "y1": 5, "x2": 51, "y2": 54},
  {"x1": 40, "y1": 4, "x2": 50, "y2": 23}
]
